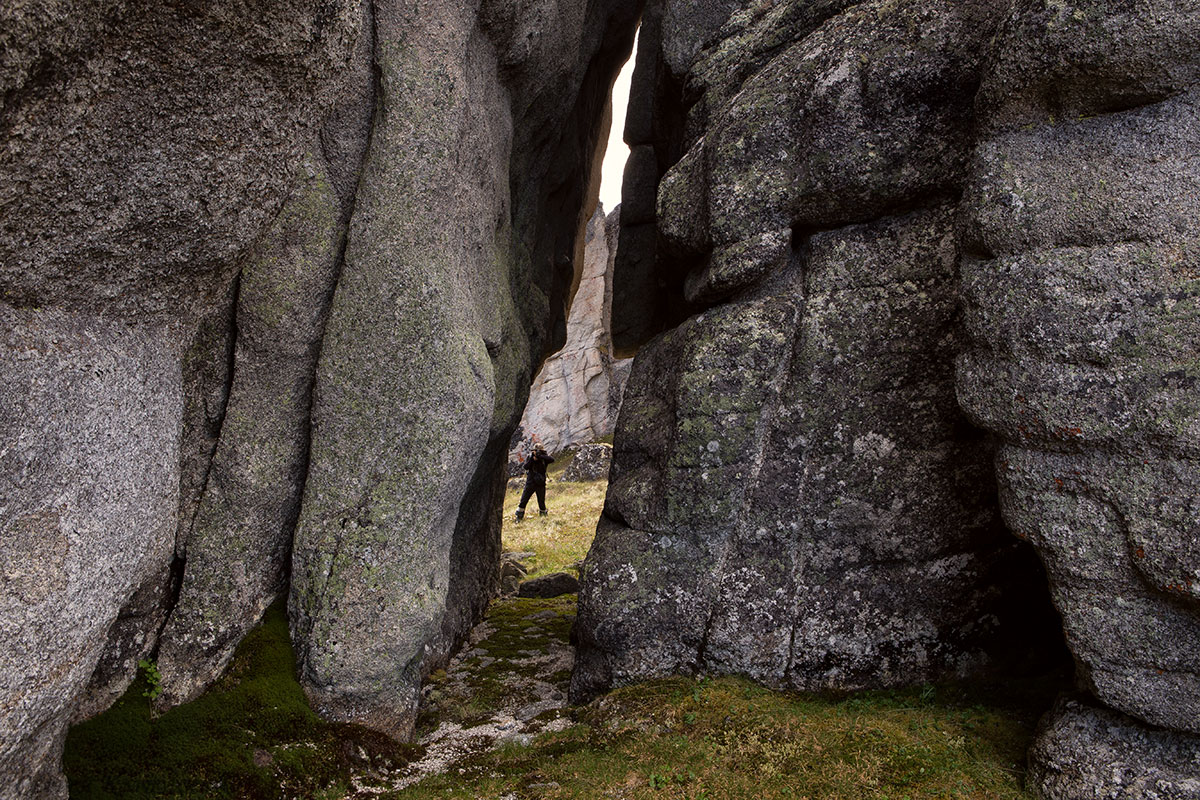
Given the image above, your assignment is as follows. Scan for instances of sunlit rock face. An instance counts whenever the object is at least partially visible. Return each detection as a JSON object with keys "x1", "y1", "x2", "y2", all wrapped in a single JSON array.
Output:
[
  {"x1": 956, "y1": 1, "x2": 1200, "y2": 795},
  {"x1": 0, "y1": 0, "x2": 639, "y2": 794},
  {"x1": 517, "y1": 204, "x2": 632, "y2": 458}
]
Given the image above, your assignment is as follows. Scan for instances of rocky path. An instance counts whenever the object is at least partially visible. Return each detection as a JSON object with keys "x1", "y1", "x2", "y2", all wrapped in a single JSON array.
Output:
[{"x1": 347, "y1": 595, "x2": 578, "y2": 796}]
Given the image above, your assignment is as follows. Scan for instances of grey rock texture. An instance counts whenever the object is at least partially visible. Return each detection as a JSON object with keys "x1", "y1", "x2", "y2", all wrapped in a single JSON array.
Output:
[
  {"x1": 573, "y1": 0, "x2": 1055, "y2": 703},
  {"x1": 154, "y1": 147, "x2": 351, "y2": 709},
  {"x1": 562, "y1": 443, "x2": 614, "y2": 482},
  {"x1": 516, "y1": 204, "x2": 632, "y2": 459},
  {"x1": 0, "y1": 1, "x2": 361, "y2": 795},
  {"x1": 288, "y1": 0, "x2": 640, "y2": 739},
  {"x1": 1028, "y1": 698, "x2": 1200, "y2": 800},
  {"x1": 1, "y1": 0, "x2": 640, "y2": 787},
  {"x1": 153, "y1": 0, "x2": 378, "y2": 709},
  {"x1": 955, "y1": 0, "x2": 1200, "y2": 792},
  {"x1": 0, "y1": 309, "x2": 181, "y2": 799}
]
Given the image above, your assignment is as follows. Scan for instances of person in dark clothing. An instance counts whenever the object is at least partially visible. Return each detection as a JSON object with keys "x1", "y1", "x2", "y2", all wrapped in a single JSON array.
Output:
[{"x1": 515, "y1": 443, "x2": 554, "y2": 521}]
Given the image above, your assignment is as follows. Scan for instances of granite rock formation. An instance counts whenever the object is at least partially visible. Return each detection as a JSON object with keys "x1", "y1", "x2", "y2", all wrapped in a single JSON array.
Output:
[
  {"x1": 3, "y1": 0, "x2": 1199, "y2": 796},
  {"x1": 0, "y1": 2, "x2": 361, "y2": 795},
  {"x1": 956, "y1": 0, "x2": 1200, "y2": 793},
  {"x1": 515, "y1": 203, "x2": 632, "y2": 458},
  {"x1": 0, "y1": 0, "x2": 639, "y2": 794},
  {"x1": 576, "y1": 0, "x2": 1200, "y2": 794},
  {"x1": 288, "y1": 0, "x2": 640, "y2": 740},
  {"x1": 574, "y1": 0, "x2": 1045, "y2": 701}
]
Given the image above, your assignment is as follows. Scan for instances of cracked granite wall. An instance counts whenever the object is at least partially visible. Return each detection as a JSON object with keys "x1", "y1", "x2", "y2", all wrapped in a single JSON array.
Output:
[
  {"x1": 957, "y1": 0, "x2": 1200, "y2": 795},
  {"x1": 574, "y1": 0, "x2": 1045, "y2": 701},
  {"x1": 575, "y1": 0, "x2": 1200, "y2": 795},
  {"x1": 0, "y1": 0, "x2": 640, "y2": 795}
]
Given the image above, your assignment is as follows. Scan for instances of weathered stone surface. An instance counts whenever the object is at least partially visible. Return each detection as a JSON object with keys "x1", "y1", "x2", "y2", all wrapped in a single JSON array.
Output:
[
  {"x1": 0, "y1": 1, "x2": 359, "y2": 318},
  {"x1": 976, "y1": 0, "x2": 1200, "y2": 131},
  {"x1": 289, "y1": 0, "x2": 640, "y2": 740},
  {"x1": 516, "y1": 204, "x2": 631, "y2": 458},
  {"x1": 152, "y1": 1, "x2": 377, "y2": 710},
  {"x1": 1028, "y1": 698, "x2": 1200, "y2": 800},
  {"x1": 574, "y1": 0, "x2": 1056, "y2": 704},
  {"x1": 576, "y1": 202, "x2": 1041, "y2": 699},
  {"x1": 955, "y1": 0, "x2": 1200, "y2": 792},
  {"x1": 0, "y1": 309, "x2": 180, "y2": 799},
  {"x1": 562, "y1": 443, "x2": 614, "y2": 482},
  {"x1": 155, "y1": 148, "x2": 351, "y2": 708},
  {"x1": 0, "y1": 1, "x2": 362, "y2": 794}
]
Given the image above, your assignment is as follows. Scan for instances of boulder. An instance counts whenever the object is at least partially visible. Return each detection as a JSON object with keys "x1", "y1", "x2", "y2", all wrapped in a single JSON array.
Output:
[
  {"x1": 0, "y1": 0, "x2": 362, "y2": 793},
  {"x1": 1028, "y1": 698, "x2": 1200, "y2": 800},
  {"x1": 500, "y1": 558, "x2": 528, "y2": 597},
  {"x1": 287, "y1": 0, "x2": 642, "y2": 741},
  {"x1": 955, "y1": 0, "x2": 1200, "y2": 791},
  {"x1": 518, "y1": 573, "x2": 581, "y2": 599},
  {"x1": 0, "y1": 0, "x2": 642, "y2": 791},
  {"x1": 562, "y1": 443, "x2": 614, "y2": 482}
]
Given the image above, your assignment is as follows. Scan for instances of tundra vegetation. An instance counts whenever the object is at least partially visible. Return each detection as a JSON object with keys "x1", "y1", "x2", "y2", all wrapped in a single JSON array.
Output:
[{"x1": 65, "y1": 470, "x2": 1065, "y2": 799}]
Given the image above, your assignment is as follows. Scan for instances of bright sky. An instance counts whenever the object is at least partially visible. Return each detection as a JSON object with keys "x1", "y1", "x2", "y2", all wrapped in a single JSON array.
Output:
[{"x1": 598, "y1": 30, "x2": 639, "y2": 212}]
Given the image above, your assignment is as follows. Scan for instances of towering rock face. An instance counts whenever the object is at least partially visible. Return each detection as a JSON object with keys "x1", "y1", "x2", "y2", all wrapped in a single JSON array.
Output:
[
  {"x1": 0, "y1": 2, "x2": 362, "y2": 795},
  {"x1": 573, "y1": 0, "x2": 1049, "y2": 702},
  {"x1": 577, "y1": 0, "x2": 1200, "y2": 793},
  {"x1": 286, "y1": 0, "x2": 641, "y2": 740},
  {"x1": 1, "y1": 0, "x2": 639, "y2": 794},
  {"x1": 955, "y1": 1, "x2": 1200, "y2": 795},
  {"x1": 517, "y1": 203, "x2": 632, "y2": 457}
]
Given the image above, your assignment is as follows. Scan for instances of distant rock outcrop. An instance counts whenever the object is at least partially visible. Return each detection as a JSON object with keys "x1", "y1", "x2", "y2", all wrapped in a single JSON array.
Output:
[{"x1": 514, "y1": 203, "x2": 632, "y2": 459}]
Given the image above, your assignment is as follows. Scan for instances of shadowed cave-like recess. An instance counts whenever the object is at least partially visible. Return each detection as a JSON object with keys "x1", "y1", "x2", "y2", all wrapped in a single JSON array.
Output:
[{"x1": 1, "y1": 1, "x2": 1199, "y2": 799}]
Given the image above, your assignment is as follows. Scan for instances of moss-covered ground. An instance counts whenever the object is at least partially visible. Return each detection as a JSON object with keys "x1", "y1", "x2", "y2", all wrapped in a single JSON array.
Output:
[
  {"x1": 64, "y1": 602, "x2": 416, "y2": 800},
  {"x1": 64, "y1": 468, "x2": 1064, "y2": 799},
  {"x1": 388, "y1": 674, "x2": 1058, "y2": 800}
]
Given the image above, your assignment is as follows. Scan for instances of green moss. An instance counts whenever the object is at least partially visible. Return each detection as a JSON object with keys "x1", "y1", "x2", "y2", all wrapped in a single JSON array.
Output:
[
  {"x1": 64, "y1": 601, "x2": 417, "y2": 799},
  {"x1": 388, "y1": 673, "x2": 1058, "y2": 799}
]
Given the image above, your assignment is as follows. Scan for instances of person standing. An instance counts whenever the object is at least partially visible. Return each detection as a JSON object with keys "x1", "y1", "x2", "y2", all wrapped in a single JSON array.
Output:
[{"x1": 515, "y1": 442, "x2": 554, "y2": 521}]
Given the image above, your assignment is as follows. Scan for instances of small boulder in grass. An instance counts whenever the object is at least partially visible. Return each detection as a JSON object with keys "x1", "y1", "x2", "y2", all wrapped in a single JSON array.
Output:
[
  {"x1": 517, "y1": 572, "x2": 580, "y2": 598},
  {"x1": 561, "y1": 443, "x2": 612, "y2": 482}
]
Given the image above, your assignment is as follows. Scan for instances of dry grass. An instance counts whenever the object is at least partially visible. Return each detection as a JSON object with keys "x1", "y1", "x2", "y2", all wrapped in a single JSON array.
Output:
[{"x1": 501, "y1": 477, "x2": 607, "y2": 578}]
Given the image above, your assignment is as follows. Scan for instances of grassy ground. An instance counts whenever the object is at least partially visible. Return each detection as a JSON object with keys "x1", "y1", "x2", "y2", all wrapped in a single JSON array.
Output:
[
  {"x1": 384, "y1": 583, "x2": 1056, "y2": 800},
  {"x1": 501, "y1": 476, "x2": 606, "y2": 579},
  {"x1": 64, "y1": 602, "x2": 414, "y2": 800},
  {"x1": 64, "y1": 469, "x2": 1063, "y2": 799},
  {"x1": 391, "y1": 674, "x2": 1053, "y2": 800}
]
